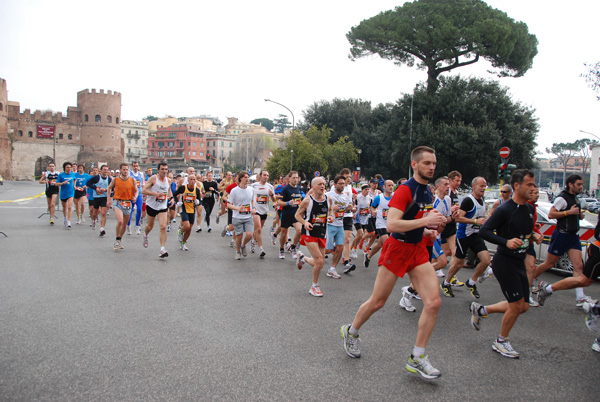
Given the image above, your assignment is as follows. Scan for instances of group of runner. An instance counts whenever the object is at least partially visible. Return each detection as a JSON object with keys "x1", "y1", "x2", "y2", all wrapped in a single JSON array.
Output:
[{"x1": 39, "y1": 149, "x2": 600, "y2": 378}]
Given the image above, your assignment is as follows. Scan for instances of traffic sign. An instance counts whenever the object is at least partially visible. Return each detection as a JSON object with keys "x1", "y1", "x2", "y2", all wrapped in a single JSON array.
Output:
[
  {"x1": 314, "y1": 171, "x2": 320, "y2": 177},
  {"x1": 500, "y1": 147, "x2": 510, "y2": 159}
]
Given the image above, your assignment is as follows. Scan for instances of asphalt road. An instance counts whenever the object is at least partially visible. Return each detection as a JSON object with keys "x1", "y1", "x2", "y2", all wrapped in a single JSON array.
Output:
[{"x1": 1, "y1": 181, "x2": 599, "y2": 401}]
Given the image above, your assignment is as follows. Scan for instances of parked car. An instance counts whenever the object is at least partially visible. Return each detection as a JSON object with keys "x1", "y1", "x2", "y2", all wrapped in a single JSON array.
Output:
[
  {"x1": 485, "y1": 202, "x2": 596, "y2": 277},
  {"x1": 580, "y1": 197, "x2": 599, "y2": 211}
]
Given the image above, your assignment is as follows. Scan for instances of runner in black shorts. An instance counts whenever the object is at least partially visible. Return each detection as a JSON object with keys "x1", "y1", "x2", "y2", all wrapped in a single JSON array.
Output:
[{"x1": 471, "y1": 169, "x2": 541, "y2": 359}]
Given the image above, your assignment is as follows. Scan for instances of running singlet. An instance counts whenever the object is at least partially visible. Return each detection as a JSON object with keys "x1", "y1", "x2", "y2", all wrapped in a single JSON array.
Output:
[
  {"x1": 327, "y1": 190, "x2": 352, "y2": 227},
  {"x1": 252, "y1": 182, "x2": 274, "y2": 215},
  {"x1": 480, "y1": 199, "x2": 534, "y2": 260},
  {"x1": 90, "y1": 175, "x2": 110, "y2": 198},
  {"x1": 372, "y1": 193, "x2": 393, "y2": 230},
  {"x1": 434, "y1": 195, "x2": 452, "y2": 221},
  {"x1": 355, "y1": 193, "x2": 373, "y2": 225},
  {"x1": 146, "y1": 175, "x2": 170, "y2": 210},
  {"x1": 389, "y1": 177, "x2": 433, "y2": 244},
  {"x1": 45, "y1": 171, "x2": 58, "y2": 189},
  {"x1": 129, "y1": 170, "x2": 144, "y2": 192},
  {"x1": 182, "y1": 184, "x2": 199, "y2": 214},
  {"x1": 113, "y1": 177, "x2": 136, "y2": 202},
  {"x1": 457, "y1": 194, "x2": 486, "y2": 239},
  {"x1": 302, "y1": 195, "x2": 328, "y2": 239}
]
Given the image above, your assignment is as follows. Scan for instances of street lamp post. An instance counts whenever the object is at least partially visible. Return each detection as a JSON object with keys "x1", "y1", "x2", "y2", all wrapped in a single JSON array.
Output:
[
  {"x1": 265, "y1": 99, "x2": 295, "y2": 171},
  {"x1": 357, "y1": 148, "x2": 362, "y2": 179}
]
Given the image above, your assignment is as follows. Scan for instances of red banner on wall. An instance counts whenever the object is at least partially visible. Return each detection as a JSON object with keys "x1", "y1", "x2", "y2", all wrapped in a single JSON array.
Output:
[{"x1": 37, "y1": 125, "x2": 55, "y2": 138}]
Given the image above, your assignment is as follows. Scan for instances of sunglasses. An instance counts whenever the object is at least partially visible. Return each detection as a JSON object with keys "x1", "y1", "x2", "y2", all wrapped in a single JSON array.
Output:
[{"x1": 501, "y1": 191, "x2": 510, "y2": 194}]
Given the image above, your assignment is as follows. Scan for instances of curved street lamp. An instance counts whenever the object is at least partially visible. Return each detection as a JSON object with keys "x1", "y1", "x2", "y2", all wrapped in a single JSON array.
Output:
[{"x1": 265, "y1": 99, "x2": 295, "y2": 171}]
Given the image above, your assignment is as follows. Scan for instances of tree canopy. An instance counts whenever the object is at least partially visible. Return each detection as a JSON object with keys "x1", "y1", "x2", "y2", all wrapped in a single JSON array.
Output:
[
  {"x1": 347, "y1": 0, "x2": 538, "y2": 93},
  {"x1": 250, "y1": 118, "x2": 274, "y2": 131},
  {"x1": 273, "y1": 114, "x2": 292, "y2": 133},
  {"x1": 265, "y1": 126, "x2": 358, "y2": 180},
  {"x1": 300, "y1": 76, "x2": 539, "y2": 184},
  {"x1": 583, "y1": 62, "x2": 600, "y2": 100}
]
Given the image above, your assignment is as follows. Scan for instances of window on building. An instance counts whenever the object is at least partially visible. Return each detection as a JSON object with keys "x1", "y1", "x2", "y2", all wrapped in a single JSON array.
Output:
[
  {"x1": 107, "y1": 116, "x2": 112, "y2": 123},
  {"x1": 192, "y1": 151, "x2": 196, "y2": 156},
  {"x1": 229, "y1": 151, "x2": 232, "y2": 157},
  {"x1": 0, "y1": 103, "x2": 3, "y2": 111},
  {"x1": 188, "y1": 142, "x2": 191, "y2": 146},
  {"x1": 135, "y1": 140, "x2": 138, "y2": 145},
  {"x1": 28, "y1": 131, "x2": 33, "y2": 137},
  {"x1": 179, "y1": 142, "x2": 183, "y2": 148},
  {"x1": 59, "y1": 133, "x2": 63, "y2": 139},
  {"x1": 95, "y1": 115, "x2": 101, "y2": 122},
  {"x1": 200, "y1": 152, "x2": 204, "y2": 157},
  {"x1": 229, "y1": 143, "x2": 232, "y2": 148},
  {"x1": 152, "y1": 142, "x2": 155, "y2": 148},
  {"x1": 85, "y1": 115, "x2": 89, "y2": 122},
  {"x1": 221, "y1": 141, "x2": 224, "y2": 146},
  {"x1": 193, "y1": 142, "x2": 197, "y2": 147},
  {"x1": 168, "y1": 142, "x2": 174, "y2": 147},
  {"x1": 116, "y1": 117, "x2": 119, "y2": 124},
  {"x1": 128, "y1": 139, "x2": 131, "y2": 144},
  {"x1": 18, "y1": 130, "x2": 22, "y2": 137},
  {"x1": 121, "y1": 129, "x2": 124, "y2": 133},
  {"x1": 142, "y1": 140, "x2": 145, "y2": 145},
  {"x1": 68, "y1": 134, "x2": 72, "y2": 140},
  {"x1": 128, "y1": 148, "x2": 131, "y2": 154},
  {"x1": 135, "y1": 130, "x2": 138, "y2": 134}
]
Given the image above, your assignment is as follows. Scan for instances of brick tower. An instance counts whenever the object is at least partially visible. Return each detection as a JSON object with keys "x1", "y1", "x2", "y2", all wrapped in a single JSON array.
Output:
[{"x1": 76, "y1": 89, "x2": 123, "y2": 169}]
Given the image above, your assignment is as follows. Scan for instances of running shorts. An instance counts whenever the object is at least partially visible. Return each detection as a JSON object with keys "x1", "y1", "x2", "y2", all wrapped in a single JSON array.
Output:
[
  {"x1": 491, "y1": 252, "x2": 529, "y2": 303},
  {"x1": 378, "y1": 236, "x2": 430, "y2": 278},
  {"x1": 455, "y1": 234, "x2": 487, "y2": 259}
]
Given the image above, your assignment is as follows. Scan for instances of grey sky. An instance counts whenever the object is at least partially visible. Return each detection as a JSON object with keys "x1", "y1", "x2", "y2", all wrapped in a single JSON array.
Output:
[{"x1": 1, "y1": 0, "x2": 599, "y2": 155}]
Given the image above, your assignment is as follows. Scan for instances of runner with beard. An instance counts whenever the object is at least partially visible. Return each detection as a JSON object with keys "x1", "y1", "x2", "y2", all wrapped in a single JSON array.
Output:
[{"x1": 341, "y1": 146, "x2": 445, "y2": 379}]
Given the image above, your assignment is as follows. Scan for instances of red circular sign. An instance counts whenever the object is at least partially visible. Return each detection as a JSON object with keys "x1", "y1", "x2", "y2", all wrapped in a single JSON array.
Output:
[{"x1": 499, "y1": 147, "x2": 510, "y2": 158}]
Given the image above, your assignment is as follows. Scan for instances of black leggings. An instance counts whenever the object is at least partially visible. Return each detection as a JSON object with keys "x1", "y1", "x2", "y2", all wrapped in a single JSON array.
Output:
[{"x1": 203, "y1": 200, "x2": 215, "y2": 226}]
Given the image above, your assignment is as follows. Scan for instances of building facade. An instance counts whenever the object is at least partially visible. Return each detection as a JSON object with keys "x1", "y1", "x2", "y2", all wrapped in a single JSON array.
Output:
[
  {"x1": 121, "y1": 120, "x2": 149, "y2": 164},
  {"x1": 0, "y1": 78, "x2": 122, "y2": 179},
  {"x1": 146, "y1": 125, "x2": 208, "y2": 168}
]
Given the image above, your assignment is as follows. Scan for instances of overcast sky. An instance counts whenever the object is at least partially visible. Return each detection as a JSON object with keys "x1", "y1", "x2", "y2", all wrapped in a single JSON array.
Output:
[{"x1": 1, "y1": 0, "x2": 599, "y2": 156}]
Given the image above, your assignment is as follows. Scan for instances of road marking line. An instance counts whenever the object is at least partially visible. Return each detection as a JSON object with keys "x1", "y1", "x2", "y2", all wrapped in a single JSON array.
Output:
[{"x1": 0, "y1": 192, "x2": 45, "y2": 203}]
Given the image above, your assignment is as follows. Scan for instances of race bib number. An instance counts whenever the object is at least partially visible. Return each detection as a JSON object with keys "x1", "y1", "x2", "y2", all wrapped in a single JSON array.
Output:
[
  {"x1": 157, "y1": 192, "x2": 167, "y2": 201},
  {"x1": 76, "y1": 186, "x2": 83, "y2": 191},
  {"x1": 293, "y1": 197, "x2": 302, "y2": 206},
  {"x1": 257, "y1": 195, "x2": 268, "y2": 204},
  {"x1": 49, "y1": 180, "x2": 56, "y2": 185},
  {"x1": 518, "y1": 234, "x2": 532, "y2": 250},
  {"x1": 359, "y1": 208, "x2": 369, "y2": 216},
  {"x1": 184, "y1": 195, "x2": 195, "y2": 202},
  {"x1": 120, "y1": 200, "x2": 131, "y2": 208},
  {"x1": 335, "y1": 211, "x2": 345, "y2": 218},
  {"x1": 312, "y1": 215, "x2": 326, "y2": 225},
  {"x1": 240, "y1": 204, "x2": 251, "y2": 214},
  {"x1": 382, "y1": 208, "x2": 389, "y2": 219},
  {"x1": 136, "y1": 180, "x2": 141, "y2": 188}
]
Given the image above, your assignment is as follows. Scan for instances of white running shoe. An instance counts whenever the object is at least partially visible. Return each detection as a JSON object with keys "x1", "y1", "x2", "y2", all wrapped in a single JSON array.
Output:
[
  {"x1": 309, "y1": 284, "x2": 323, "y2": 297},
  {"x1": 399, "y1": 286, "x2": 416, "y2": 312},
  {"x1": 350, "y1": 249, "x2": 358, "y2": 259},
  {"x1": 436, "y1": 270, "x2": 445, "y2": 278},
  {"x1": 327, "y1": 269, "x2": 341, "y2": 279},
  {"x1": 127, "y1": 226, "x2": 132, "y2": 235}
]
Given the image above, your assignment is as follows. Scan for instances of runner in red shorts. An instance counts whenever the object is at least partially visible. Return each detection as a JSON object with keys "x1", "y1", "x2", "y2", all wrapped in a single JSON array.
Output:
[
  {"x1": 295, "y1": 177, "x2": 333, "y2": 297},
  {"x1": 340, "y1": 146, "x2": 445, "y2": 380}
]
